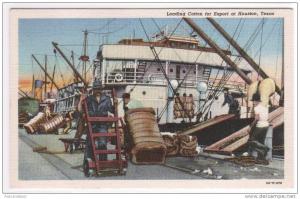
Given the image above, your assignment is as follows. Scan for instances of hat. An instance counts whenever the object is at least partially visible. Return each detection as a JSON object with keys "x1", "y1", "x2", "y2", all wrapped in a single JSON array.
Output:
[{"x1": 122, "y1": 93, "x2": 130, "y2": 99}]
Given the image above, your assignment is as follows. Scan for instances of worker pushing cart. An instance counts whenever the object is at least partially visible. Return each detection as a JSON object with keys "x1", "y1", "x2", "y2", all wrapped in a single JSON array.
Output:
[
  {"x1": 78, "y1": 80, "x2": 126, "y2": 176},
  {"x1": 90, "y1": 82, "x2": 114, "y2": 160}
]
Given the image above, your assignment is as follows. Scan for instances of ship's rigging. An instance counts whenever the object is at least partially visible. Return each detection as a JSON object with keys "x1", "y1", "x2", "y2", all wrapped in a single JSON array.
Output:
[{"x1": 26, "y1": 18, "x2": 283, "y2": 122}]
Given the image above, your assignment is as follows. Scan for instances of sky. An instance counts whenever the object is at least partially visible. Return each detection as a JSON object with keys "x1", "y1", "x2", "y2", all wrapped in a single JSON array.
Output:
[{"x1": 19, "y1": 18, "x2": 283, "y2": 92}]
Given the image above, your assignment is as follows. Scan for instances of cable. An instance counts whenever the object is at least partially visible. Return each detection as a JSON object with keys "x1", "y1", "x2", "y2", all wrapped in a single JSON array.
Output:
[
  {"x1": 197, "y1": 19, "x2": 243, "y2": 118},
  {"x1": 139, "y1": 18, "x2": 193, "y2": 122},
  {"x1": 257, "y1": 18, "x2": 265, "y2": 80}
]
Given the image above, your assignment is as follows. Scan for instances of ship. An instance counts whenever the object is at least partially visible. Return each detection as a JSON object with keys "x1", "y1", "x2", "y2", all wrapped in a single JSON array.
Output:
[
  {"x1": 18, "y1": 18, "x2": 285, "y2": 180},
  {"x1": 52, "y1": 32, "x2": 251, "y2": 126}
]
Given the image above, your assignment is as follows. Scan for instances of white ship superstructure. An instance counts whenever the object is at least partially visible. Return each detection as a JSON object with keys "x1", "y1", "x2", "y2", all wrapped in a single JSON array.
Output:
[{"x1": 90, "y1": 36, "x2": 251, "y2": 123}]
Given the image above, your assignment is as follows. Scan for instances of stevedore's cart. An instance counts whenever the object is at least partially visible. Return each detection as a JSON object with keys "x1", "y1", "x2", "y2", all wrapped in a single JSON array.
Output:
[{"x1": 82, "y1": 89, "x2": 127, "y2": 177}]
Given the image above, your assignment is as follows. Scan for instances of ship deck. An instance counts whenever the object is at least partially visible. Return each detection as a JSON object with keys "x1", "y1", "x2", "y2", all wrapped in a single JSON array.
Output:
[{"x1": 19, "y1": 128, "x2": 283, "y2": 180}]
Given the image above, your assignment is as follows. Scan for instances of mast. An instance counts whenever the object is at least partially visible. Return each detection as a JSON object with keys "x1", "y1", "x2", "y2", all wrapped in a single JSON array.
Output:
[
  {"x1": 32, "y1": 55, "x2": 59, "y2": 90},
  {"x1": 183, "y1": 17, "x2": 252, "y2": 85},
  {"x1": 50, "y1": 63, "x2": 56, "y2": 92},
  {"x1": 81, "y1": 30, "x2": 89, "y2": 82},
  {"x1": 52, "y1": 42, "x2": 88, "y2": 87},
  {"x1": 44, "y1": 55, "x2": 47, "y2": 99},
  {"x1": 207, "y1": 18, "x2": 281, "y2": 93},
  {"x1": 71, "y1": 50, "x2": 78, "y2": 82},
  {"x1": 32, "y1": 74, "x2": 35, "y2": 98}
]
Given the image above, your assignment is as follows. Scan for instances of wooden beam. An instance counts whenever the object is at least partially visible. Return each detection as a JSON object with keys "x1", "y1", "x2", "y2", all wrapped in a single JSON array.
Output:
[
  {"x1": 177, "y1": 114, "x2": 236, "y2": 135},
  {"x1": 52, "y1": 42, "x2": 88, "y2": 87},
  {"x1": 207, "y1": 18, "x2": 281, "y2": 94},
  {"x1": 204, "y1": 107, "x2": 283, "y2": 154}
]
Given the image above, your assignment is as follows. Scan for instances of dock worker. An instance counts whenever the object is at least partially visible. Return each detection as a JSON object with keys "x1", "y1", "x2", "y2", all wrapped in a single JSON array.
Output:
[
  {"x1": 247, "y1": 101, "x2": 270, "y2": 162},
  {"x1": 246, "y1": 78, "x2": 275, "y2": 163},
  {"x1": 222, "y1": 88, "x2": 239, "y2": 115},
  {"x1": 79, "y1": 80, "x2": 116, "y2": 161},
  {"x1": 122, "y1": 92, "x2": 143, "y2": 151}
]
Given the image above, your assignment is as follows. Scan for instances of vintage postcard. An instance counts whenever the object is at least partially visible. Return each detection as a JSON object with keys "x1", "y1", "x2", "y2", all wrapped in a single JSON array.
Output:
[{"x1": 1, "y1": 2, "x2": 298, "y2": 196}]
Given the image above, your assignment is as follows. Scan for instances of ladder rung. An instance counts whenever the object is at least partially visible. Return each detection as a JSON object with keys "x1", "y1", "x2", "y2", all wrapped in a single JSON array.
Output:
[
  {"x1": 88, "y1": 159, "x2": 126, "y2": 169},
  {"x1": 96, "y1": 160, "x2": 126, "y2": 169},
  {"x1": 87, "y1": 117, "x2": 119, "y2": 122},
  {"x1": 95, "y1": 149, "x2": 119, "y2": 154},
  {"x1": 92, "y1": 133, "x2": 117, "y2": 137}
]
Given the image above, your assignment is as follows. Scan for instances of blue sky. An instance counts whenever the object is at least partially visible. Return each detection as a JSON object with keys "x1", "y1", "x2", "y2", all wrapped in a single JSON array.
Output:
[{"x1": 19, "y1": 18, "x2": 283, "y2": 88}]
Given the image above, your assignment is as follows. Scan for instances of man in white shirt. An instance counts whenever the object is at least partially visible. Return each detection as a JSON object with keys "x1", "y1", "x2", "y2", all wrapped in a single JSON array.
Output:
[{"x1": 248, "y1": 102, "x2": 270, "y2": 161}]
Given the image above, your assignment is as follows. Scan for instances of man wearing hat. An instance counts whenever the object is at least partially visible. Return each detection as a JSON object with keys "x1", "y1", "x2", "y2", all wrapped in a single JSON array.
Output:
[
  {"x1": 79, "y1": 80, "x2": 116, "y2": 161},
  {"x1": 222, "y1": 88, "x2": 239, "y2": 115}
]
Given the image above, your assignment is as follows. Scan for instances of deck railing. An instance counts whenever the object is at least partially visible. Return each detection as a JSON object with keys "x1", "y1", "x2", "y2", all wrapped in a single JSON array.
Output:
[{"x1": 104, "y1": 71, "x2": 246, "y2": 92}]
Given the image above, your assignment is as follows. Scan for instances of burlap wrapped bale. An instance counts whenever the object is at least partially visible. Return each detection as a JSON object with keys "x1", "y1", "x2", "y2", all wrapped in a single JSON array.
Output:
[
  {"x1": 173, "y1": 96, "x2": 194, "y2": 118},
  {"x1": 126, "y1": 108, "x2": 167, "y2": 164},
  {"x1": 24, "y1": 112, "x2": 47, "y2": 134},
  {"x1": 162, "y1": 133, "x2": 180, "y2": 156},
  {"x1": 39, "y1": 114, "x2": 65, "y2": 134},
  {"x1": 178, "y1": 135, "x2": 198, "y2": 157}
]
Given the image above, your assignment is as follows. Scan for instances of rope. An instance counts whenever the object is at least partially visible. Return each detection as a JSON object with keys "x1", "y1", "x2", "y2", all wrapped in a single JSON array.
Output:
[
  {"x1": 196, "y1": 19, "x2": 243, "y2": 119},
  {"x1": 142, "y1": 18, "x2": 184, "y2": 74},
  {"x1": 139, "y1": 18, "x2": 193, "y2": 122},
  {"x1": 273, "y1": 23, "x2": 282, "y2": 104},
  {"x1": 252, "y1": 19, "x2": 281, "y2": 59},
  {"x1": 257, "y1": 18, "x2": 265, "y2": 80},
  {"x1": 203, "y1": 19, "x2": 266, "y2": 110},
  {"x1": 150, "y1": 18, "x2": 219, "y2": 121}
]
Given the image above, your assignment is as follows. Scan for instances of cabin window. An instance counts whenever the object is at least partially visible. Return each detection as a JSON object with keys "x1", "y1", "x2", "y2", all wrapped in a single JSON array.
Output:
[
  {"x1": 182, "y1": 69, "x2": 186, "y2": 74},
  {"x1": 157, "y1": 68, "x2": 161, "y2": 72},
  {"x1": 190, "y1": 44, "x2": 196, "y2": 49},
  {"x1": 170, "y1": 68, "x2": 173, "y2": 73},
  {"x1": 194, "y1": 70, "x2": 196, "y2": 74}
]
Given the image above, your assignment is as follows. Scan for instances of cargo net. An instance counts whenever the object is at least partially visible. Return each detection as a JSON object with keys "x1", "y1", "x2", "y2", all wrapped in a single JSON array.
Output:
[
  {"x1": 173, "y1": 95, "x2": 195, "y2": 119},
  {"x1": 162, "y1": 133, "x2": 198, "y2": 157}
]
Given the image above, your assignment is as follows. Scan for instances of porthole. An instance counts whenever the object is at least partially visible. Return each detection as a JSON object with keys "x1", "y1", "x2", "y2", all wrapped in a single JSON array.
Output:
[
  {"x1": 157, "y1": 68, "x2": 161, "y2": 71},
  {"x1": 182, "y1": 70, "x2": 186, "y2": 73},
  {"x1": 142, "y1": 91, "x2": 146, "y2": 95}
]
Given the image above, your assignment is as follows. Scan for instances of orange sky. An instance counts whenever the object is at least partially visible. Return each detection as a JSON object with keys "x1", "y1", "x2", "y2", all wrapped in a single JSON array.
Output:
[{"x1": 19, "y1": 73, "x2": 93, "y2": 95}]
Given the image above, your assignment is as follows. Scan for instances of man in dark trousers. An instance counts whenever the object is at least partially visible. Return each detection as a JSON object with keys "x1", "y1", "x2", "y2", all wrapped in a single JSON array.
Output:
[
  {"x1": 79, "y1": 80, "x2": 116, "y2": 162},
  {"x1": 247, "y1": 101, "x2": 270, "y2": 162},
  {"x1": 222, "y1": 88, "x2": 239, "y2": 115}
]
